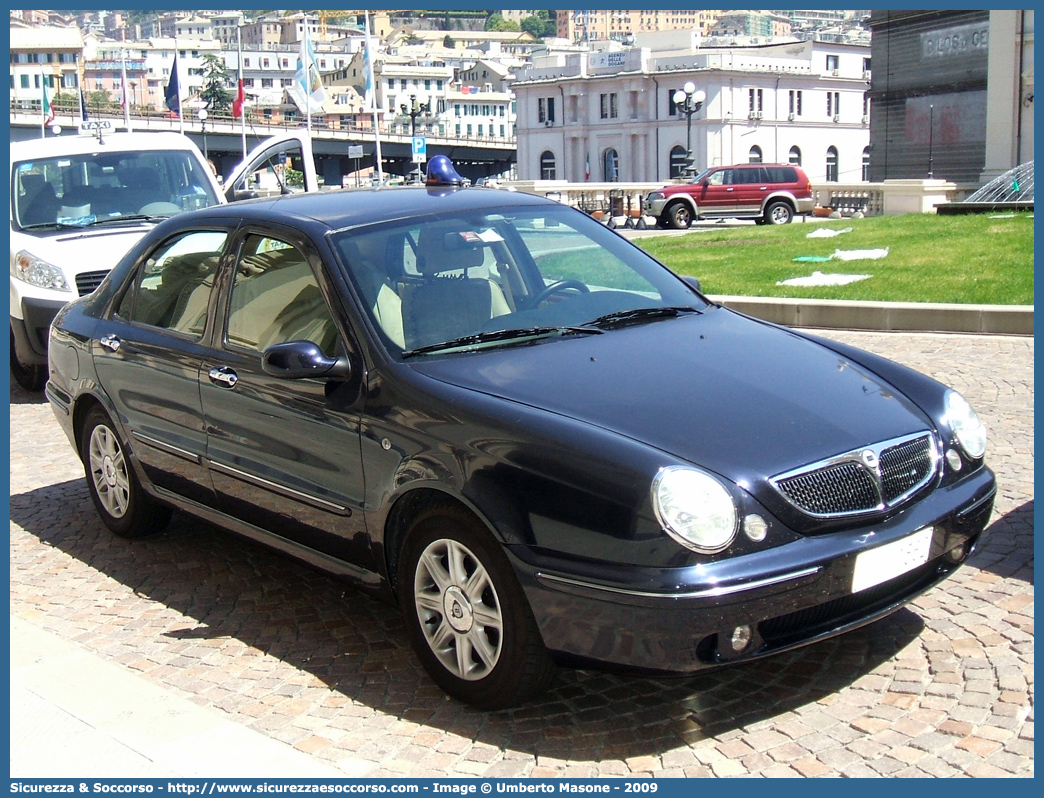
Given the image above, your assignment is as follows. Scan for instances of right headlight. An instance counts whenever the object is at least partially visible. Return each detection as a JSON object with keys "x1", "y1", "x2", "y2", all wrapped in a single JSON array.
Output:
[
  {"x1": 14, "y1": 250, "x2": 71, "y2": 293},
  {"x1": 652, "y1": 466, "x2": 738, "y2": 554},
  {"x1": 943, "y1": 389, "x2": 987, "y2": 460}
]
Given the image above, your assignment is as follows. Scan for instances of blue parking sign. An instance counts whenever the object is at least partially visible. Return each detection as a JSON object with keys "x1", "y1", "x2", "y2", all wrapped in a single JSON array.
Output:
[{"x1": 412, "y1": 136, "x2": 427, "y2": 164}]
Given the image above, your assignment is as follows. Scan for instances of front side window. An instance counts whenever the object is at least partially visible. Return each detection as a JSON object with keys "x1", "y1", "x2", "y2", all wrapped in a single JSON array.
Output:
[
  {"x1": 331, "y1": 206, "x2": 708, "y2": 356},
  {"x1": 115, "y1": 230, "x2": 226, "y2": 337},
  {"x1": 225, "y1": 235, "x2": 338, "y2": 357}
]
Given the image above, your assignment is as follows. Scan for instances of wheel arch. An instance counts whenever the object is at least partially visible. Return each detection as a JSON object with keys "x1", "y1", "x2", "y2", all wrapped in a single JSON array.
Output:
[
  {"x1": 761, "y1": 193, "x2": 797, "y2": 214},
  {"x1": 665, "y1": 195, "x2": 699, "y2": 216},
  {"x1": 382, "y1": 483, "x2": 508, "y2": 599}
]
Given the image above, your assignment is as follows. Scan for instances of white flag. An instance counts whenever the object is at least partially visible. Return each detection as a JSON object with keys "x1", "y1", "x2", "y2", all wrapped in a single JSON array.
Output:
[{"x1": 295, "y1": 31, "x2": 326, "y2": 113}]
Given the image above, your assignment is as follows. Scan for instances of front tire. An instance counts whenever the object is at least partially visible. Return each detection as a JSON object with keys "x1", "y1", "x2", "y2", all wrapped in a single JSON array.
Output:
[
  {"x1": 10, "y1": 330, "x2": 46, "y2": 391},
  {"x1": 79, "y1": 406, "x2": 171, "y2": 538},
  {"x1": 398, "y1": 505, "x2": 555, "y2": 709},
  {"x1": 764, "y1": 200, "x2": 794, "y2": 225},
  {"x1": 665, "y1": 201, "x2": 693, "y2": 229}
]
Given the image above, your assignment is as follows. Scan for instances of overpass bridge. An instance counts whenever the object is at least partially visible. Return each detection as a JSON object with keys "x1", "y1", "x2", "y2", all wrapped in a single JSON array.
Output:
[{"x1": 10, "y1": 110, "x2": 517, "y2": 184}]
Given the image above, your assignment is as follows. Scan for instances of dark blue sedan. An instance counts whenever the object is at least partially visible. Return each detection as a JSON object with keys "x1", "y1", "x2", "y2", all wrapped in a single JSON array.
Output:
[{"x1": 46, "y1": 158, "x2": 996, "y2": 709}]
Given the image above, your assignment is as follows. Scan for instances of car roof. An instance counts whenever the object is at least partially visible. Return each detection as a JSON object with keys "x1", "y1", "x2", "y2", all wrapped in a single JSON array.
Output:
[
  {"x1": 10, "y1": 131, "x2": 202, "y2": 162},
  {"x1": 177, "y1": 186, "x2": 555, "y2": 232}
]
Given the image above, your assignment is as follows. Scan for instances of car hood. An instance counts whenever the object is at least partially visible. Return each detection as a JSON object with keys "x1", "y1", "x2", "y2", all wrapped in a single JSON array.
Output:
[
  {"x1": 408, "y1": 308, "x2": 934, "y2": 484},
  {"x1": 11, "y1": 224, "x2": 152, "y2": 275}
]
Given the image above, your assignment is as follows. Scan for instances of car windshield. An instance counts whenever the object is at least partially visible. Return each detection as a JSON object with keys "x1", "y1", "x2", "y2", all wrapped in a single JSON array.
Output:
[
  {"x1": 12, "y1": 149, "x2": 219, "y2": 229},
  {"x1": 332, "y1": 204, "x2": 707, "y2": 357}
]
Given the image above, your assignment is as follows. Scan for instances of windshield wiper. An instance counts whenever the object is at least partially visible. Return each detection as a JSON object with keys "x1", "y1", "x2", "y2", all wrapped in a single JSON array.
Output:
[
  {"x1": 585, "y1": 306, "x2": 700, "y2": 329},
  {"x1": 402, "y1": 325, "x2": 602, "y2": 358},
  {"x1": 19, "y1": 221, "x2": 91, "y2": 231},
  {"x1": 87, "y1": 214, "x2": 171, "y2": 225}
]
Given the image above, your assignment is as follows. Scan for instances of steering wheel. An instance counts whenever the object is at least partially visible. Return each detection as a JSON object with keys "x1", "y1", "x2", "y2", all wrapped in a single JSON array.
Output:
[{"x1": 530, "y1": 279, "x2": 590, "y2": 307}]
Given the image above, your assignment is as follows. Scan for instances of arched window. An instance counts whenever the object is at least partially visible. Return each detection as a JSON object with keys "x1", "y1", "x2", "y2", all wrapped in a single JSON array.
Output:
[
  {"x1": 603, "y1": 148, "x2": 619, "y2": 182},
  {"x1": 861, "y1": 146, "x2": 870, "y2": 181},
  {"x1": 539, "y1": 151, "x2": 556, "y2": 180},
  {"x1": 788, "y1": 146, "x2": 802, "y2": 166},
  {"x1": 748, "y1": 145, "x2": 763, "y2": 163},
  {"x1": 826, "y1": 146, "x2": 839, "y2": 182},
  {"x1": 669, "y1": 145, "x2": 688, "y2": 178}
]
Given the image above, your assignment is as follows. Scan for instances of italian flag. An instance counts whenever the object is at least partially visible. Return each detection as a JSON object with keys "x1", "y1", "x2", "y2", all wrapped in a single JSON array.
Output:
[{"x1": 42, "y1": 83, "x2": 55, "y2": 126}]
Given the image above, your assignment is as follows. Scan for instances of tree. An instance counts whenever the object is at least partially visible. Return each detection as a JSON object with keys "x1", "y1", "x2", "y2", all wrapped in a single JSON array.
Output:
[
  {"x1": 199, "y1": 53, "x2": 232, "y2": 112},
  {"x1": 443, "y1": 34, "x2": 455, "y2": 48},
  {"x1": 484, "y1": 13, "x2": 520, "y2": 32},
  {"x1": 521, "y1": 14, "x2": 556, "y2": 38}
]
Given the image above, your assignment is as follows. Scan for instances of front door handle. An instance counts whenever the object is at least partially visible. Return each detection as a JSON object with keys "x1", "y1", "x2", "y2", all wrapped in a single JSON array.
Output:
[
  {"x1": 208, "y1": 366, "x2": 239, "y2": 388},
  {"x1": 99, "y1": 334, "x2": 121, "y2": 352}
]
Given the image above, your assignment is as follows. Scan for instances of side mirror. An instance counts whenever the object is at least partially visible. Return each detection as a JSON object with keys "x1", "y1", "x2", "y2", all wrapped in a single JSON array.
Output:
[
  {"x1": 227, "y1": 188, "x2": 260, "y2": 203},
  {"x1": 682, "y1": 275, "x2": 702, "y2": 294},
  {"x1": 262, "y1": 340, "x2": 351, "y2": 381}
]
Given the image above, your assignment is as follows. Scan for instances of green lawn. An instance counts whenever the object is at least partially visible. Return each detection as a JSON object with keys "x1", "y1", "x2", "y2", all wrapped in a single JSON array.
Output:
[{"x1": 632, "y1": 213, "x2": 1035, "y2": 305}]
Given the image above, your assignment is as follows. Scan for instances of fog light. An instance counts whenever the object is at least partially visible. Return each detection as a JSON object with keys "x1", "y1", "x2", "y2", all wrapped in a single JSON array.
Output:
[
  {"x1": 743, "y1": 514, "x2": 768, "y2": 542},
  {"x1": 945, "y1": 541, "x2": 968, "y2": 564},
  {"x1": 730, "y1": 625, "x2": 752, "y2": 652},
  {"x1": 946, "y1": 448, "x2": 963, "y2": 472}
]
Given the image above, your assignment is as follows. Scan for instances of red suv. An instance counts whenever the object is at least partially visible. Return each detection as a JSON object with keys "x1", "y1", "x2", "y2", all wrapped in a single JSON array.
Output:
[{"x1": 643, "y1": 163, "x2": 815, "y2": 228}]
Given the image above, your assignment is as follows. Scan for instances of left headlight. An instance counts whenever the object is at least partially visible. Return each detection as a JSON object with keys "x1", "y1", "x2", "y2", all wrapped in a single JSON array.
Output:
[
  {"x1": 943, "y1": 389, "x2": 987, "y2": 459},
  {"x1": 14, "y1": 250, "x2": 72, "y2": 293},
  {"x1": 652, "y1": 466, "x2": 738, "y2": 554}
]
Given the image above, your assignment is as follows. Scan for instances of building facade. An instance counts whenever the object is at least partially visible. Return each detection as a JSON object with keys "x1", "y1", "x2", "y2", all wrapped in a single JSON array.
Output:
[
  {"x1": 557, "y1": 10, "x2": 724, "y2": 42},
  {"x1": 10, "y1": 26, "x2": 83, "y2": 109},
  {"x1": 867, "y1": 9, "x2": 1034, "y2": 185},
  {"x1": 513, "y1": 39, "x2": 872, "y2": 185}
]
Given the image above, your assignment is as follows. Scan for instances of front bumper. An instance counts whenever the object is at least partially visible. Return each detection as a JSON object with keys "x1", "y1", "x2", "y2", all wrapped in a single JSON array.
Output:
[
  {"x1": 11, "y1": 296, "x2": 68, "y2": 363},
  {"x1": 643, "y1": 196, "x2": 669, "y2": 217},
  {"x1": 509, "y1": 465, "x2": 996, "y2": 674}
]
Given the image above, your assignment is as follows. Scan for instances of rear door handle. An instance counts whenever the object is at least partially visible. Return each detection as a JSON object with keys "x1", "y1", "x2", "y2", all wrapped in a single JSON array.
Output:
[
  {"x1": 208, "y1": 366, "x2": 239, "y2": 388},
  {"x1": 99, "y1": 334, "x2": 121, "y2": 352}
]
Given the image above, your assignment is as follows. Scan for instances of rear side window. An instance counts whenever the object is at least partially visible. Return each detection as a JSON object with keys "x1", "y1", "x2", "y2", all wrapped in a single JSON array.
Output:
[
  {"x1": 763, "y1": 166, "x2": 799, "y2": 184},
  {"x1": 115, "y1": 231, "x2": 226, "y2": 337},
  {"x1": 734, "y1": 168, "x2": 764, "y2": 185}
]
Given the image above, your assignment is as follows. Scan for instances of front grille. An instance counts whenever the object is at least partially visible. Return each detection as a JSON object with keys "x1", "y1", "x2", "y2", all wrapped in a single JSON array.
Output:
[
  {"x1": 76, "y1": 269, "x2": 110, "y2": 296},
  {"x1": 759, "y1": 560, "x2": 940, "y2": 646},
  {"x1": 772, "y1": 432, "x2": 938, "y2": 518}
]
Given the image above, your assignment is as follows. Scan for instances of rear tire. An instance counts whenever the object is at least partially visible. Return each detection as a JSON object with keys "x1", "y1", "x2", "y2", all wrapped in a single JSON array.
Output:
[
  {"x1": 79, "y1": 406, "x2": 172, "y2": 538},
  {"x1": 10, "y1": 331, "x2": 46, "y2": 392},
  {"x1": 398, "y1": 504, "x2": 555, "y2": 709},
  {"x1": 764, "y1": 200, "x2": 794, "y2": 225},
  {"x1": 665, "y1": 202, "x2": 693, "y2": 229}
]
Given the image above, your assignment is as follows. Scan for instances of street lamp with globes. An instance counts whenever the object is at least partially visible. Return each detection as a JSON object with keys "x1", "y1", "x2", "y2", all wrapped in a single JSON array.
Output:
[
  {"x1": 673, "y1": 82, "x2": 706, "y2": 179},
  {"x1": 198, "y1": 107, "x2": 209, "y2": 160}
]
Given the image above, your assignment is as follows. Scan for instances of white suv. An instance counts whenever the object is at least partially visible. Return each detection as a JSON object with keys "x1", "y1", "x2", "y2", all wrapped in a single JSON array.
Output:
[{"x1": 11, "y1": 126, "x2": 318, "y2": 390}]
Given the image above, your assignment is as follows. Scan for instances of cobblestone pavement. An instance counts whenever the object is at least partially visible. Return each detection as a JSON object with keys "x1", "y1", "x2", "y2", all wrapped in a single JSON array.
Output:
[{"x1": 10, "y1": 331, "x2": 1033, "y2": 778}]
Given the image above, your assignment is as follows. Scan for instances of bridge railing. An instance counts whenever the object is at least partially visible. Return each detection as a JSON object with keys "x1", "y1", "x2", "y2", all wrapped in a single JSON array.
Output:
[
  {"x1": 10, "y1": 106, "x2": 516, "y2": 150},
  {"x1": 505, "y1": 179, "x2": 959, "y2": 222}
]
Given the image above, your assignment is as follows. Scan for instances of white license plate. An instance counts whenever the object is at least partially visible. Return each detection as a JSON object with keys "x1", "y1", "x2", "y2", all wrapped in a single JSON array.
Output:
[{"x1": 851, "y1": 526, "x2": 933, "y2": 593}]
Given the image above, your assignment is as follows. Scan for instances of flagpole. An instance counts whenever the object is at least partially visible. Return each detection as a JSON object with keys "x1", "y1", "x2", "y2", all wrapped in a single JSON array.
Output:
[
  {"x1": 305, "y1": 18, "x2": 312, "y2": 134},
  {"x1": 40, "y1": 69, "x2": 45, "y2": 139},
  {"x1": 238, "y1": 25, "x2": 246, "y2": 159},
  {"x1": 175, "y1": 37, "x2": 183, "y2": 134},
  {"x1": 121, "y1": 46, "x2": 131, "y2": 132},
  {"x1": 364, "y1": 10, "x2": 384, "y2": 185}
]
